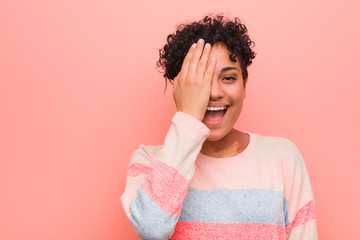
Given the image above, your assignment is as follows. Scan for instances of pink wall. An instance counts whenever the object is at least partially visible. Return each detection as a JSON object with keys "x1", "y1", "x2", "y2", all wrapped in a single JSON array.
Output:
[{"x1": 1, "y1": 0, "x2": 359, "y2": 239}]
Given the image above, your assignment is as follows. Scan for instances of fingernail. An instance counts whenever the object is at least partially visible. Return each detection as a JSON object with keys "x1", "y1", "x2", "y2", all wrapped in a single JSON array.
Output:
[
  {"x1": 205, "y1": 43, "x2": 210, "y2": 49},
  {"x1": 191, "y1": 43, "x2": 196, "y2": 48},
  {"x1": 198, "y1": 39, "x2": 204, "y2": 44}
]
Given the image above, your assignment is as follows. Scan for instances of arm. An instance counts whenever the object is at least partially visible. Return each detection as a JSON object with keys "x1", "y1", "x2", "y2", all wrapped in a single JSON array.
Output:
[
  {"x1": 121, "y1": 39, "x2": 215, "y2": 239},
  {"x1": 121, "y1": 112, "x2": 209, "y2": 239},
  {"x1": 286, "y1": 201, "x2": 317, "y2": 239},
  {"x1": 284, "y1": 143, "x2": 318, "y2": 239}
]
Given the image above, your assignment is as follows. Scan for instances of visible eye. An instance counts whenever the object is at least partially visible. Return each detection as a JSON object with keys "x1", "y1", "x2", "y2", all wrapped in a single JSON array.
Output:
[{"x1": 222, "y1": 76, "x2": 237, "y2": 81}]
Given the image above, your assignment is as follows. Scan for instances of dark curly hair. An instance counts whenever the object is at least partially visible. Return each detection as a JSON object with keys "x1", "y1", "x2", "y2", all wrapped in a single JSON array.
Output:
[{"x1": 157, "y1": 14, "x2": 256, "y2": 87}]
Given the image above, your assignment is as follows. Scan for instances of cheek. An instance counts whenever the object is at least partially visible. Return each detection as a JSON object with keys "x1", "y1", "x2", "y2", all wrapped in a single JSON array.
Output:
[
  {"x1": 230, "y1": 104, "x2": 243, "y2": 121},
  {"x1": 228, "y1": 88, "x2": 246, "y2": 104},
  {"x1": 228, "y1": 90, "x2": 245, "y2": 119}
]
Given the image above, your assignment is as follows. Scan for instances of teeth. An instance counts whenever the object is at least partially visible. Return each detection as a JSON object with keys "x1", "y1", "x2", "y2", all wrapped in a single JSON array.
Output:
[{"x1": 207, "y1": 106, "x2": 227, "y2": 111}]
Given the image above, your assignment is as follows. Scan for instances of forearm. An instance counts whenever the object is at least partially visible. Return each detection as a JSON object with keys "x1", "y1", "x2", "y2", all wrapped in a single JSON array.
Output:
[{"x1": 121, "y1": 112, "x2": 209, "y2": 239}]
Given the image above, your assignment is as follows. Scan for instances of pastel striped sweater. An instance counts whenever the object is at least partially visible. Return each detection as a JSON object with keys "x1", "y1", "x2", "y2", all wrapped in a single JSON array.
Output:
[{"x1": 121, "y1": 112, "x2": 317, "y2": 239}]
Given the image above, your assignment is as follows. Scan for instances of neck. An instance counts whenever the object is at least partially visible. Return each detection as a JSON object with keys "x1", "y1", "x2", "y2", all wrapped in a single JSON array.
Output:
[{"x1": 200, "y1": 129, "x2": 249, "y2": 158}]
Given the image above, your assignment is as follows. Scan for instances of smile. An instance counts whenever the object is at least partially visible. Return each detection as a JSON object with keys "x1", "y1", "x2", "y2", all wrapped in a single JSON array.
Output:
[
  {"x1": 206, "y1": 106, "x2": 227, "y2": 111},
  {"x1": 203, "y1": 105, "x2": 229, "y2": 125}
]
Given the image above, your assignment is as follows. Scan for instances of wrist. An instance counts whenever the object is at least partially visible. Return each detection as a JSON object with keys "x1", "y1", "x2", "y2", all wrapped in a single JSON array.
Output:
[{"x1": 177, "y1": 110, "x2": 203, "y2": 122}]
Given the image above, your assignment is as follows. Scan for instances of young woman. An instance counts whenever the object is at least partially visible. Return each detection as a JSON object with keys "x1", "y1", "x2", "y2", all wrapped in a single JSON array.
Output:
[{"x1": 121, "y1": 14, "x2": 317, "y2": 240}]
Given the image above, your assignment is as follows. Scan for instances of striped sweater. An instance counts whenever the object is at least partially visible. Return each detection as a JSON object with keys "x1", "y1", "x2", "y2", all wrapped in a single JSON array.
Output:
[{"x1": 121, "y1": 112, "x2": 317, "y2": 239}]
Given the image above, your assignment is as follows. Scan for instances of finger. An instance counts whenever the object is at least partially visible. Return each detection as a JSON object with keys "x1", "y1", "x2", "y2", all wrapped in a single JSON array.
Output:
[
  {"x1": 177, "y1": 43, "x2": 196, "y2": 81},
  {"x1": 187, "y1": 39, "x2": 205, "y2": 80},
  {"x1": 196, "y1": 43, "x2": 211, "y2": 78},
  {"x1": 204, "y1": 56, "x2": 216, "y2": 84}
]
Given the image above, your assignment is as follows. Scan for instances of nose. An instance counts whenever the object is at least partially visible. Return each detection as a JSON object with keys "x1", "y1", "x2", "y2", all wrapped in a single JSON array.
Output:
[{"x1": 209, "y1": 79, "x2": 224, "y2": 100}]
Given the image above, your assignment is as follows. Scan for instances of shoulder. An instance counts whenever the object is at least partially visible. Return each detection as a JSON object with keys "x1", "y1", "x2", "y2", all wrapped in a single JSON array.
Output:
[{"x1": 251, "y1": 132, "x2": 303, "y2": 163}]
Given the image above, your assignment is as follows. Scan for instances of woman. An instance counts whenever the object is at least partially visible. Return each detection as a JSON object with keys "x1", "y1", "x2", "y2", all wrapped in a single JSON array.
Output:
[{"x1": 121, "y1": 14, "x2": 317, "y2": 240}]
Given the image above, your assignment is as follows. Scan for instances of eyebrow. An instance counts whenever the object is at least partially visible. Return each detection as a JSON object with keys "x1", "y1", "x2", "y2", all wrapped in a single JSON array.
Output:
[{"x1": 220, "y1": 67, "x2": 239, "y2": 74}]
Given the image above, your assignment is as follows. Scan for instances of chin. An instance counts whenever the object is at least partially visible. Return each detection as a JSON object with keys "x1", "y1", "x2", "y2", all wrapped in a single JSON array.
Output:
[{"x1": 205, "y1": 129, "x2": 228, "y2": 142}]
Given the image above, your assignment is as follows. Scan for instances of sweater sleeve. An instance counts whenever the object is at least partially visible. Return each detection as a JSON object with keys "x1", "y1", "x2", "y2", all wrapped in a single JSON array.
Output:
[
  {"x1": 283, "y1": 141, "x2": 318, "y2": 239},
  {"x1": 120, "y1": 112, "x2": 210, "y2": 240}
]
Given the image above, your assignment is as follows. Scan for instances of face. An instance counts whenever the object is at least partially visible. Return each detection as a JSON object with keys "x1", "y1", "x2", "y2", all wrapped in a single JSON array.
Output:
[{"x1": 202, "y1": 43, "x2": 246, "y2": 141}]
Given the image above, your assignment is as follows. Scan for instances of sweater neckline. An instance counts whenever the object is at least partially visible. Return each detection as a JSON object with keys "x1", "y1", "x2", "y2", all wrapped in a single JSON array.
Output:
[{"x1": 197, "y1": 132, "x2": 257, "y2": 162}]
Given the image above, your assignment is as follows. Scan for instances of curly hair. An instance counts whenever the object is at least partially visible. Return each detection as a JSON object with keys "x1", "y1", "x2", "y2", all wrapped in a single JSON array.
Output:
[{"x1": 157, "y1": 14, "x2": 256, "y2": 86}]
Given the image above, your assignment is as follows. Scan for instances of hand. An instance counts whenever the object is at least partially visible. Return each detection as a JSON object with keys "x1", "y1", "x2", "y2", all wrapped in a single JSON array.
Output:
[{"x1": 173, "y1": 39, "x2": 216, "y2": 121}]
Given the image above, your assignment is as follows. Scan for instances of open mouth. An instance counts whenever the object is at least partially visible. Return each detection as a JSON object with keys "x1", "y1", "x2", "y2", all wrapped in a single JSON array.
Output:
[{"x1": 204, "y1": 106, "x2": 229, "y2": 122}]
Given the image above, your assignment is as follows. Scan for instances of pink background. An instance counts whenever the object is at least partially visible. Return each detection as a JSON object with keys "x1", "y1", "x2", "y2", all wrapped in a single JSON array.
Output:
[{"x1": 1, "y1": 0, "x2": 359, "y2": 239}]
